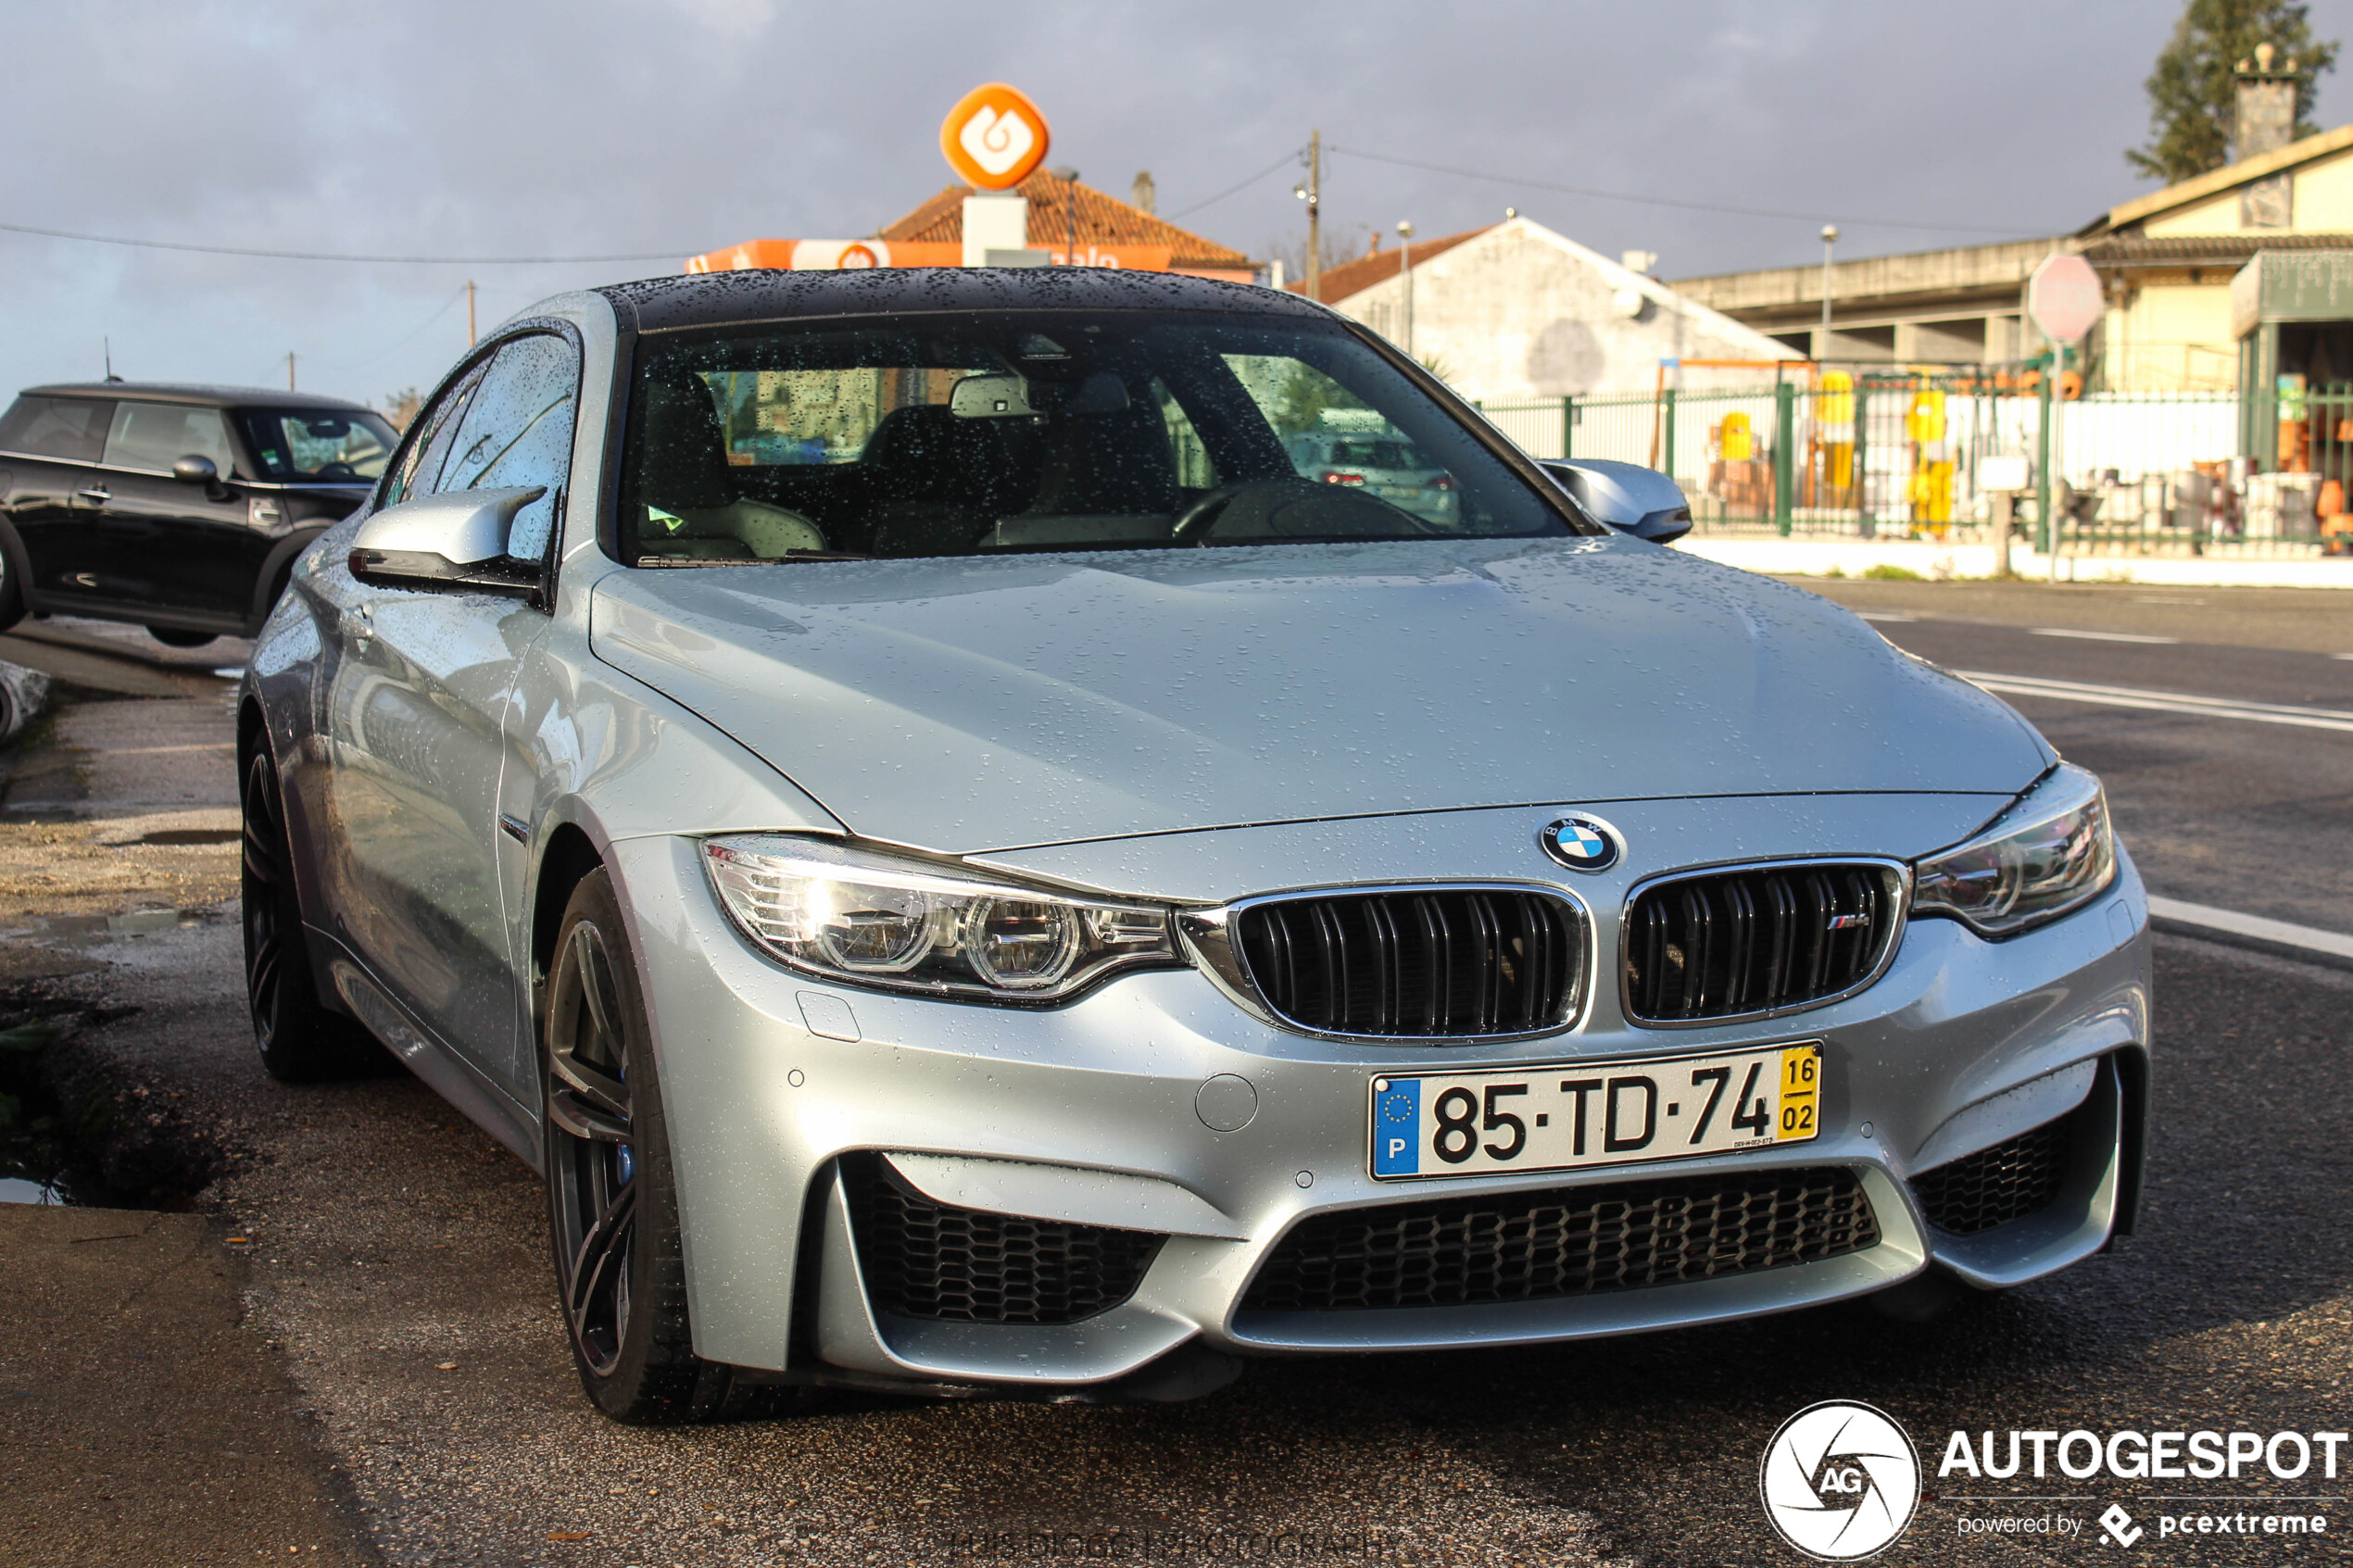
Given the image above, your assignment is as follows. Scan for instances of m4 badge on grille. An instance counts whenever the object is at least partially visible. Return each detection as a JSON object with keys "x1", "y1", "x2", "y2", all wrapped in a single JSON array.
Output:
[{"x1": 1540, "y1": 813, "x2": 1622, "y2": 873}]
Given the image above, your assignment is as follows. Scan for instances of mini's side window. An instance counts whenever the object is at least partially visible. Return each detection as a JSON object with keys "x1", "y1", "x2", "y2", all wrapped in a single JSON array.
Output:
[
  {"x1": 434, "y1": 333, "x2": 579, "y2": 562},
  {"x1": 0, "y1": 396, "x2": 113, "y2": 464},
  {"x1": 103, "y1": 402, "x2": 238, "y2": 476},
  {"x1": 383, "y1": 364, "x2": 487, "y2": 508}
]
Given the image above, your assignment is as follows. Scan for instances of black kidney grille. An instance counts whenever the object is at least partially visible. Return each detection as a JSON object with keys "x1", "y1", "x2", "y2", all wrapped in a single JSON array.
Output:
[
  {"x1": 1624, "y1": 862, "x2": 1899, "y2": 1022},
  {"x1": 841, "y1": 1155, "x2": 1164, "y2": 1325},
  {"x1": 1911, "y1": 1107, "x2": 2077, "y2": 1236},
  {"x1": 1240, "y1": 1166, "x2": 1879, "y2": 1312},
  {"x1": 1236, "y1": 889, "x2": 1579, "y2": 1036}
]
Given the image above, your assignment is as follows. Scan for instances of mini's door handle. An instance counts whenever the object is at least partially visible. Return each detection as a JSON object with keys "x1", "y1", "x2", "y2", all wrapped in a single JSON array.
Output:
[{"x1": 75, "y1": 485, "x2": 109, "y2": 503}]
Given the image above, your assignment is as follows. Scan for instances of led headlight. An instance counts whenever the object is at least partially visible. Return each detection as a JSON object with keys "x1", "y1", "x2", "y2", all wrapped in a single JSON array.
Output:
[
  {"x1": 1911, "y1": 762, "x2": 2116, "y2": 937},
  {"x1": 703, "y1": 835, "x2": 1182, "y2": 1001}
]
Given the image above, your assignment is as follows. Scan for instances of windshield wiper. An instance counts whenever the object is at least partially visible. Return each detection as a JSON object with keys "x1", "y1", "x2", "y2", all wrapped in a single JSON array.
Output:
[{"x1": 635, "y1": 549, "x2": 873, "y2": 568}]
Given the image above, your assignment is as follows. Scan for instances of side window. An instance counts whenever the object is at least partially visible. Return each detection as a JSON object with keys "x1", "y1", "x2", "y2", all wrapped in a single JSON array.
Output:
[
  {"x1": 383, "y1": 363, "x2": 486, "y2": 508},
  {"x1": 435, "y1": 333, "x2": 579, "y2": 561},
  {"x1": 1150, "y1": 378, "x2": 1218, "y2": 490},
  {"x1": 103, "y1": 402, "x2": 238, "y2": 475},
  {"x1": 0, "y1": 396, "x2": 113, "y2": 463}
]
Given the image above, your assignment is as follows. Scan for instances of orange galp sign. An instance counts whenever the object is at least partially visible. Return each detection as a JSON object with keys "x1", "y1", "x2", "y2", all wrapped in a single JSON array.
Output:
[{"x1": 940, "y1": 83, "x2": 1051, "y2": 192}]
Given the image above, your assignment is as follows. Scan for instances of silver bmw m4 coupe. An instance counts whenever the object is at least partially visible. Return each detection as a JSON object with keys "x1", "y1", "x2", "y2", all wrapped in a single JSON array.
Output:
[{"x1": 240, "y1": 270, "x2": 2148, "y2": 1423}]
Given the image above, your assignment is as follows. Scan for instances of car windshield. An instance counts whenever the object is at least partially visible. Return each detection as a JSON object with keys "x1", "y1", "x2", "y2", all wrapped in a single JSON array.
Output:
[
  {"x1": 238, "y1": 408, "x2": 399, "y2": 483},
  {"x1": 616, "y1": 310, "x2": 1576, "y2": 563}
]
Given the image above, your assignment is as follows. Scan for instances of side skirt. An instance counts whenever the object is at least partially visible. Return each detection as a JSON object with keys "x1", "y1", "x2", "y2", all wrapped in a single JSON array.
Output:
[{"x1": 313, "y1": 928, "x2": 543, "y2": 1171}]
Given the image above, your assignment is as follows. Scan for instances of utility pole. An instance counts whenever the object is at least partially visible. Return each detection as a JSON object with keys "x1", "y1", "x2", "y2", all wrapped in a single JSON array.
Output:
[
  {"x1": 466, "y1": 280, "x2": 477, "y2": 347},
  {"x1": 1818, "y1": 225, "x2": 1838, "y2": 357},
  {"x1": 1396, "y1": 220, "x2": 1415, "y2": 357},
  {"x1": 1294, "y1": 131, "x2": 1322, "y2": 301},
  {"x1": 287, "y1": 351, "x2": 296, "y2": 391}
]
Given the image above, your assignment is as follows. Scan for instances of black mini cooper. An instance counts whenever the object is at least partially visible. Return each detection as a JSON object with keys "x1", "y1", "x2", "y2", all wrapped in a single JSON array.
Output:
[{"x1": 0, "y1": 383, "x2": 398, "y2": 646}]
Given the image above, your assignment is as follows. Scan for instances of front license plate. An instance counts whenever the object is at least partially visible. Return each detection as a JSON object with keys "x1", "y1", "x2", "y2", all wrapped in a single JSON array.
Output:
[{"x1": 1368, "y1": 1042, "x2": 1821, "y2": 1180}]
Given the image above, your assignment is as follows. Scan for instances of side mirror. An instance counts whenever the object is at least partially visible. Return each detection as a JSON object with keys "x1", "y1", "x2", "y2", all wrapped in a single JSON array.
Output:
[
  {"x1": 1540, "y1": 458, "x2": 1693, "y2": 545},
  {"x1": 349, "y1": 486, "x2": 547, "y2": 599},
  {"x1": 171, "y1": 454, "x2": 220, "y2": 485}
]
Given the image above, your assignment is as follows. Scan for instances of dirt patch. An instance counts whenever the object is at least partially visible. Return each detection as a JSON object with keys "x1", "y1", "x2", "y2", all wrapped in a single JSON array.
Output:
[{"x1": 0, "y1": 986, "x2": 228, "y2": 1209}]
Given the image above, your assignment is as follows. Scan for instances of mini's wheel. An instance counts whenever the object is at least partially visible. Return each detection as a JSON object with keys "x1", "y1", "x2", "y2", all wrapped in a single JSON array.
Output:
[
  {"x1": 240, "y1": 746, "x2": 380, "y2": 1081},
  {"x1": 148, "y1": 626, "x2": 217, "y2": 648},
  {"x1": 543, "y1": 868, "x2": 771, "y2": 1424}
]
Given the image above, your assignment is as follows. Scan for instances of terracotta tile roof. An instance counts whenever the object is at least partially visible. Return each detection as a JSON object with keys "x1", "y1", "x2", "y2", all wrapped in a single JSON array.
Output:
[
  {"x1": 878, "y1": 175, "x2": 1251, "y2": 269},
  {"x1": 1291, "y1": 226, "x2": 1495, "y2": 304}
]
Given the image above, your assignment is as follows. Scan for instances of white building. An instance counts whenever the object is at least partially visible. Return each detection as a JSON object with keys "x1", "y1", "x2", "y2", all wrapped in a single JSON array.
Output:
[{"x1": 1302, "y1": 216, "x2": 1802, "y2": 403}]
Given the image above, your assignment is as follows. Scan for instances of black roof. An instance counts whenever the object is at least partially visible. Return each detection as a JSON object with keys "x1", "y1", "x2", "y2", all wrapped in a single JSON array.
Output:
[
  {"x1": 18, "y1": 382, "x2": 377, "y2": 412},
  {"x1": 598, "y1": 266, "x2": 1326, "y2": 334}
]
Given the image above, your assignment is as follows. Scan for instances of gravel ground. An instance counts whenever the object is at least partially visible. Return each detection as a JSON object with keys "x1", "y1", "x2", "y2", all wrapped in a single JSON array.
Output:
[{"x1": 5, "y1": 913, "x2": 2333, "y2": 1567}]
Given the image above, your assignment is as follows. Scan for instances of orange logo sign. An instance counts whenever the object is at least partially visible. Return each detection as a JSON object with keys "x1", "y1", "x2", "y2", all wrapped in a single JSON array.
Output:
[{"x1": 940, "y1": 83, "x2": 1051, "y2": 192}]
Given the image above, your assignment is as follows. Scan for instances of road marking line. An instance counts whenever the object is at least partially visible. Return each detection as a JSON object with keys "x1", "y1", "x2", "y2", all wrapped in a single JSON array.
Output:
[
  {"x1": 1957, "y1": 671, "x2": 2353, "y2": 734},
  {"x1": 1856, "y1": 611, "x2": 1917, "y2": 623},
  {"x1": 2146, "y1": 897, "x2": 2353, "y2": 963},
  {"x1": 2029, "y1": 627, "x2": 2180, "y2": 645}
]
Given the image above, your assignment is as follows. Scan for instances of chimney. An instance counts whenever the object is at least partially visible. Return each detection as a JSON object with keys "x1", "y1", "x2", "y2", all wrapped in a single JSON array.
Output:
[
  {"x1": 2235, "y1": 43, "x2": 2298, "y2": 228},
  {"x1": 1131, "y1": 170, "x2": 1156, "y2": 216},
  {"x1": 2236, "y1": 42, "x2": 2297, "y2": 160}
]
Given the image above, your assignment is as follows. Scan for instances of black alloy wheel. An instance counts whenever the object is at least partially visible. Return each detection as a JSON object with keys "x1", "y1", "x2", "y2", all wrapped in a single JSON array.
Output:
[
  {"x1": 542, "y1": 869, "x2": 772, "y2": 1424},
  {"x1": 241, "y1": 745, "x2": 378, "y2": 1081}
]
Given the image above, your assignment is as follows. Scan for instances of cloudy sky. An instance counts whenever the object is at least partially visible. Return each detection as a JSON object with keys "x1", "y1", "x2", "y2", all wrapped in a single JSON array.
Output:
[{"x1": 5, "y1": 0, "x2": 2350, "y2": 409}]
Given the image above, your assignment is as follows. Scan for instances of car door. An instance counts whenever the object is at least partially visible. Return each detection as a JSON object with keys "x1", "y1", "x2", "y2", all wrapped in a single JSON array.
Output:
[
  {"x1": 87, "y1": 400, "x2": 255, "y2": 620},
  {"x1": 0, "y1": 395, "x2": 114, "y2": 605},
  {"x1": 324, "y1": 332, "x2": 576, "y2": 1099}
]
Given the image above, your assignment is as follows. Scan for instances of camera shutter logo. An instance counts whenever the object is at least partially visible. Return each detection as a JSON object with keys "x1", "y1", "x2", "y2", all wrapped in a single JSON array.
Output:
[
  {"x1": 1758, "y1": 1400, "x2": 1920, "y2": 1561},
  {"x1": 940, "y1": 83, "x2": 1051, "y2": 190}
]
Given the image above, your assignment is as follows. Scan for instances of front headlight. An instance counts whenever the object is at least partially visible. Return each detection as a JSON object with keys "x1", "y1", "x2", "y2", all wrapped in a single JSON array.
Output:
[
  {"x1": 1911, "y1": 762, "x2": 2116, "y2": 937},
  {"x1": 704, "y1": 835, "x2": 1183, "y2": 1001}
]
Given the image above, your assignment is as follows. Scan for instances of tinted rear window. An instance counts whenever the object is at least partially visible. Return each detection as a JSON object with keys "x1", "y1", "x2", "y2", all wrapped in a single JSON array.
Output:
[{"x1": 0, "y1": 396, "x2": 111, "y2": 463}]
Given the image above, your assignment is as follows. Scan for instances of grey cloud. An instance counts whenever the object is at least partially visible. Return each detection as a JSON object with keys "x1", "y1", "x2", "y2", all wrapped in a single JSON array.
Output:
[{"x1": 1, "y1": 0, "x2": 2347, "y2": 406}]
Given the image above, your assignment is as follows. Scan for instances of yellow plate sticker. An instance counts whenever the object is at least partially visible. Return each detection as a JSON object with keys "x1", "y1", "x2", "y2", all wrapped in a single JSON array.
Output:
[{"x1": 1777, "y1": 1043, "x2": 1821, "y2": 1142}]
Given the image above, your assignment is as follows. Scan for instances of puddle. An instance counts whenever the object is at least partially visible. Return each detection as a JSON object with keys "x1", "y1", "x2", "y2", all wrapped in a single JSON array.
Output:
[
  {"x1": 1, "y1": 908, "x2": 207, "y2": 946},
  {"x1": 127, "y1": 828, "x2": 240, "y2": 847},
  {"x1": 0, "y1": 1011, "x2": 214, "y2": 1209}
]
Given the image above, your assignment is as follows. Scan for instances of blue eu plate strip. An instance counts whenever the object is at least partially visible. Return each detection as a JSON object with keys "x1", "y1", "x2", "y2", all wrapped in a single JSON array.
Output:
[{"x1": 1373, "y1": 1078, "x2": 1420, "y2": 1176}]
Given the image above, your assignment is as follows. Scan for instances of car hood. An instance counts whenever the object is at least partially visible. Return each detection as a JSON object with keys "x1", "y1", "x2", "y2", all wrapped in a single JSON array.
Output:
[{"x1": 588, "y1": 536, "x2": 2050, "y2": 853}]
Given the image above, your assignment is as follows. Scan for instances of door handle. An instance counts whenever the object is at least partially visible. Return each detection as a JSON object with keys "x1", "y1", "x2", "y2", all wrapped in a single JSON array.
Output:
[
  {"x1": 75, "y1": 486, "x2": 110, "y2": 503},
  {"x1": 341, "y1": 602, "x2": 374, "y2": 650}
]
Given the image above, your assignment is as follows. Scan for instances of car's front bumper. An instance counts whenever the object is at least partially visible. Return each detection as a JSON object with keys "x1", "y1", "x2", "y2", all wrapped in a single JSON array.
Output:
[{"x1": 607, "y1": 793, "x2": 2150, "y2": 1389}]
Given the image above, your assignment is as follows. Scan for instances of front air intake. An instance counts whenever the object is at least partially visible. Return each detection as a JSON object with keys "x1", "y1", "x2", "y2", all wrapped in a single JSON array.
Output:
[
  {"x1": 839, "y1": 1154, "x2": 1164, "y2": 1325},
  {"x1": 1233, "y1": 887, "x2": 1581, "y2": 1038},
  {"x1": 1240, "y1": 1166, "x2": 1880, "y2": 1312},
  {"x1": 1623, "y1": 861, "x2": 1903, "y2": 1024}
]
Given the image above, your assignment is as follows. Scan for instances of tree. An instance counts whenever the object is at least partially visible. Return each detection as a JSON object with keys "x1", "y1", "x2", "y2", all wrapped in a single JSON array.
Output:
[{"x1": 2128, "y1": 0, "x2": 2339, "y2": 182}]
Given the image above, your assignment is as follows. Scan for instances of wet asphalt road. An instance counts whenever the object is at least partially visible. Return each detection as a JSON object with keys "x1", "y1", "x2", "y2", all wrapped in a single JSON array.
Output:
[{"x1": 19, "y1": 583, "x2": 2353, "y2": 1566}]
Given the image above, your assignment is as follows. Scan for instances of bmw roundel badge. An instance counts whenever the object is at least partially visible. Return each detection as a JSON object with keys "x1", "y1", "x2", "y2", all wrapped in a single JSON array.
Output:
[{"x1": 1540, "y1": 814, "x2": 1622, "y2": 873}]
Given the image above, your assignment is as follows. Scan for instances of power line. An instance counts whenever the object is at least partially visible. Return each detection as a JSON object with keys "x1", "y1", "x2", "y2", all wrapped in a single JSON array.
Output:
[
  {"x1": 1168, "y1": 148, "x2": 1306, "y2": 220},
  {"x1": 1326, "y1": 145, "x2": 2046, "y2": 236},
  {"x1": 0, "y1": 219, "x2": 682, "y2": 265}
]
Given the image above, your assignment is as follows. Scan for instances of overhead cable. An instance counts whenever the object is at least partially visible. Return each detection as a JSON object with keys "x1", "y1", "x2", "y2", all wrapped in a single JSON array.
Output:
[
  {"x1": 1327, "y1": 145, "x2": 2045, "y2": 236},
  {"x1": 1168, "y1": 149, "x2": 1307, "y2": 220},
  {"x1": 0, "y1": 219, "x2": 681, "y2": 265}
]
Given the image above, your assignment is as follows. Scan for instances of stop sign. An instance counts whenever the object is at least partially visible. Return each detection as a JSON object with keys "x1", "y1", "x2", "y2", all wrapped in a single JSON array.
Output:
[{"x1": 2028, "y1": 254, "x2": 2104, "y2": 343}]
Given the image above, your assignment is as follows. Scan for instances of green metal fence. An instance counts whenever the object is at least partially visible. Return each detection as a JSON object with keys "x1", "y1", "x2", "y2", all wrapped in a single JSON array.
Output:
[{"x1": 1473, "y1": 372, "x2": 2346, "y2": 559}]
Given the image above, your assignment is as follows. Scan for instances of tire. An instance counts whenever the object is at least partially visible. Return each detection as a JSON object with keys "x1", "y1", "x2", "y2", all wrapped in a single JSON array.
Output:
[
  {"x1": 148, "y1": 626, "x2": 217, "y2": 648},
  {"x1": 0, "y1": 542, "x2": 23, "y2": 633},
  {"x1": 543, "y1": 868, "x2": 771, "y2": 1424},
  {"x1": 241, "y1": 745, "x2": 381, "y2": 1081}
]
